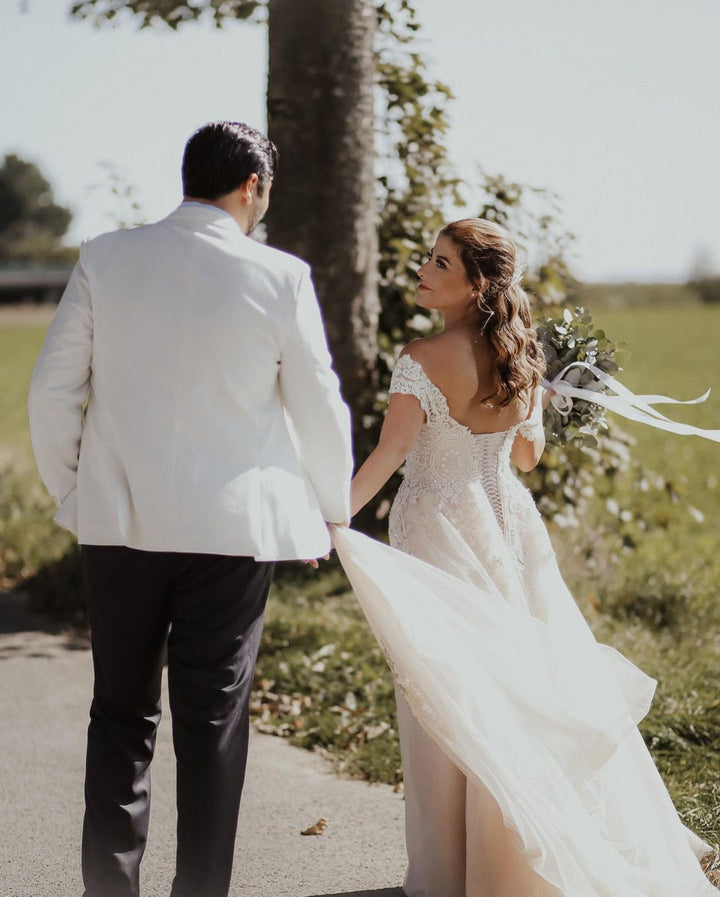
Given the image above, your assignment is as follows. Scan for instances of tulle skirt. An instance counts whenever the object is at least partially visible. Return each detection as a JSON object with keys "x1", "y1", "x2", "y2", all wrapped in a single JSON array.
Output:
[{"x1": 331, "y1": 522, "x2": 715, "y2": 897}]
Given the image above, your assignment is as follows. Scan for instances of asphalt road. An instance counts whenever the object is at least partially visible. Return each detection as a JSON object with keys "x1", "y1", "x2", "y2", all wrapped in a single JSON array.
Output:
[{"x1": 0, "y1": 592, "x2": 406, "y2": 897}]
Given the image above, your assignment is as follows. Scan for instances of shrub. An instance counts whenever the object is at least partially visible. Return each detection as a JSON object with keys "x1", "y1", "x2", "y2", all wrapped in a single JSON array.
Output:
[{"x1": 688, "y1": 276, "x2": 720, "y2": 305}]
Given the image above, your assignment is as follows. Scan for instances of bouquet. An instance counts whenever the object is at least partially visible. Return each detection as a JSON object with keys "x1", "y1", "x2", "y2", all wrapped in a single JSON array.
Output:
[
  {"x1": 536, "y1": 306, "x2": 719, "y2": 448},
  {"x1": 535, "y1": 306, "x2": 625, "y2": 449}
]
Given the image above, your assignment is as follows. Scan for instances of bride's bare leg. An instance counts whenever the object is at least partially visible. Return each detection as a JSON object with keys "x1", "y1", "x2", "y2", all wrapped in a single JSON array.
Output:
[
  {"x1": 465, "y1": 778, "x2": 561, "y2": 897},
  {"x1": 395, "y1": 688, "x2": 466, "y2": 897}
]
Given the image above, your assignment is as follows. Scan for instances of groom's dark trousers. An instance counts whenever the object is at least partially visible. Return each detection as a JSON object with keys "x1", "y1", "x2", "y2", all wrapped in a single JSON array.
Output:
[{"x1": 80, "y1": 544, "x2": 275, "y2": 897}]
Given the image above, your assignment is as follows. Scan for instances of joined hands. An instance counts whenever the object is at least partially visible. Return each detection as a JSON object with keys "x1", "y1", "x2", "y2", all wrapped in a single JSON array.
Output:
[{"x1": 302, "y1": 519, "x2": 350, "y2": 569}]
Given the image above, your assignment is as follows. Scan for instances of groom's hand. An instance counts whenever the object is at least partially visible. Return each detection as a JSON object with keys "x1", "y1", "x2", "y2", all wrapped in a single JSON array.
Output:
[
  {"x1": 302, "y1": 519, "x2": 349, "y2": 567},
  {"x1": 302, "y1": 554, "x2": 330, "y2": 570}
]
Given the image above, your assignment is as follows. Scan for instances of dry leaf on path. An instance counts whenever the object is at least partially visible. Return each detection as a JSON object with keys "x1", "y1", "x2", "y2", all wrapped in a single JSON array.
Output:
[{"x1": 301, "y1": 817, "x2": 328, "y2": 836}]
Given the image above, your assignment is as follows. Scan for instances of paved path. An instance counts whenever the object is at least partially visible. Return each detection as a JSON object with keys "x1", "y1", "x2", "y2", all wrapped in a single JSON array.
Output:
[{"x1": 0, "y1": 593, "x2": 406, "y2": 897}]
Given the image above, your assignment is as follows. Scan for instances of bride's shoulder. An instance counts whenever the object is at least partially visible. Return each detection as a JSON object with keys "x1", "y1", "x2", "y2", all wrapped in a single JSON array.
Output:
[
  {"x1": 395, "y1": 338, "x2": 429, "y2": 373},
  {"x1": 400, "y1": 332, "x2": 458, "y2": 361},
  {"x1": 399, "y1": 337, "x2": 430, "y2": 360},
  {"x1": 399, "y1": 332, "x2": 475, "y2": 380}
]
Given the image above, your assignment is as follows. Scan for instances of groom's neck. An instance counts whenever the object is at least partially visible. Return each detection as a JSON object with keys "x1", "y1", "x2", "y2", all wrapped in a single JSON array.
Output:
[{"x1": 183, "y1": 195, "x2": 250, "y2": 234}]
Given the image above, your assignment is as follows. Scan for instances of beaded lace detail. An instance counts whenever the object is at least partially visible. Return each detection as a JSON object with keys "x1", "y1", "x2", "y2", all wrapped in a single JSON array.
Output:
[
  {"x1": 387, "y1": 354, "x2": 544, "y2": 576},
  {"x1": 517, "y1": 417, "x2": 545, "y2": 442},
  {"x1": 387, "y1": 352, "x2": 453, "y2": 428}
]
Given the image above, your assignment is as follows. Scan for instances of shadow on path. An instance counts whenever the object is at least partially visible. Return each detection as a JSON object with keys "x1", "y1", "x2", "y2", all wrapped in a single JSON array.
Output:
[
  {"x1": 307, "y1": 890, "x2": 404, "y2": 897},
  {"x1": 0, "y1": 589, "x2": 88, "y2": 656}
]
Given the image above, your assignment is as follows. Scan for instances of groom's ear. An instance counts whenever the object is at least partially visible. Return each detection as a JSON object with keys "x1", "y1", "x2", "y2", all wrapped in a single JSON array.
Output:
[{"x1": 238, "y1": 173, "x2": 260, "y2": 205}]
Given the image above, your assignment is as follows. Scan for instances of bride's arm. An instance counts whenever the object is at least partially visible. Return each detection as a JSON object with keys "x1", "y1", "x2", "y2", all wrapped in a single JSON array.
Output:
[
  {"x1": 511, "y1": 384, "x2": 550, "y2": 472},
  {"x1": 350, "y1": 393, "x2": 425, "y2": 518}
]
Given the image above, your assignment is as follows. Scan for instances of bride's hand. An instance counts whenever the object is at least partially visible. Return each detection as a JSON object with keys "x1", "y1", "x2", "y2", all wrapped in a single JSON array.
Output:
[{"x1": 541, "y1": 385, "x2": 556, "y2": 410}]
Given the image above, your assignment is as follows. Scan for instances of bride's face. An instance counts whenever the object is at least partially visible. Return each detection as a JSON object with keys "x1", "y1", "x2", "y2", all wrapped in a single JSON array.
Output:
[{"x1": 416, "y1": 235, "x2": 475, "y2": 313}]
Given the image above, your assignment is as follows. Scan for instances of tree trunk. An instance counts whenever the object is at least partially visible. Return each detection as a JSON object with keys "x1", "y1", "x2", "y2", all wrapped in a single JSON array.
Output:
[{"x1": 267, "y1": 0, "x2": 379, "y2": 448}]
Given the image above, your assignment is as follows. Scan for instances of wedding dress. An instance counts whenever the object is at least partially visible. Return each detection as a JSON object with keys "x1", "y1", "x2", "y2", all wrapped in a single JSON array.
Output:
[{"x1": 332, "y1": 354, "x2": 716, "y2": 897}]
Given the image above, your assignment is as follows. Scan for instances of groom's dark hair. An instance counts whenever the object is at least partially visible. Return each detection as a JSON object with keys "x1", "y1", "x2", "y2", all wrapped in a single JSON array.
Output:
[{"x1": 182, "y1": 121, "x2": 279, "y2": 201}]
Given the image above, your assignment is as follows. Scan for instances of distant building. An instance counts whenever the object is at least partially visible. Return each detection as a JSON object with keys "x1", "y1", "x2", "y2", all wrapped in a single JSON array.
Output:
[{"x1": 0, "y1": 268, "x2": 72, "y2": 304}]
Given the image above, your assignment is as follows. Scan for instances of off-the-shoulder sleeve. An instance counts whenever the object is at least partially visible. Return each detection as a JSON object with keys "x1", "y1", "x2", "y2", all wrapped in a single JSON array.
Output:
[
  {"x1": 389, "y1": 354, "x2": 434, "y2": 418},
  {"x1": 516, "y1": 384, "x2": 546, "y2": 442},
  {"x1": 517, "y1": 417, "x2": 545, "y2": 442}
]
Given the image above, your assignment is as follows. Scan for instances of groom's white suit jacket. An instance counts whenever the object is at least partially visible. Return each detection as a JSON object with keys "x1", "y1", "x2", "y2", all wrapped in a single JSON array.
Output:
[{"x1": 28, "y1": 202, "x2": 354, "y2": 561}]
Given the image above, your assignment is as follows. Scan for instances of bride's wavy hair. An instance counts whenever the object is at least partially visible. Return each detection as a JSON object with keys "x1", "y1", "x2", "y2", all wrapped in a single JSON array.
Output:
[{"x1": 440, "y1": 218, "x2": 546, "y2": 408}]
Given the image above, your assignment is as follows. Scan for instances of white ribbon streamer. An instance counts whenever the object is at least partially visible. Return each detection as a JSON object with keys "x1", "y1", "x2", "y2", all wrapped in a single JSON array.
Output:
[{"x1": 542, "y1": 361, "x2": 720, "y2": 443}]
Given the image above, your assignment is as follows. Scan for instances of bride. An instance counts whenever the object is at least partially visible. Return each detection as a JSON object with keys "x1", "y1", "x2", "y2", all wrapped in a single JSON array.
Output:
[{"x1": 333, "y1": 218, "x2": 717, "y2": 897}]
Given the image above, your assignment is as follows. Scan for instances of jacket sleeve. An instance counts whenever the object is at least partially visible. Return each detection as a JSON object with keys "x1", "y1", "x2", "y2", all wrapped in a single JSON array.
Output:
[
  {"x1": 28, "y1": 243, "x2": 93, "y2": 508},
  {"x1": 278, "y1": 267, "x2": 353, "y2": 524}
]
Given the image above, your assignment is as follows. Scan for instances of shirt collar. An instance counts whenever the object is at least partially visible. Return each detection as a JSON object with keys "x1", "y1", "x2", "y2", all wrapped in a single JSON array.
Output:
[{"x1": 169, "y1": 201, "x2": 244, "y2": 231}]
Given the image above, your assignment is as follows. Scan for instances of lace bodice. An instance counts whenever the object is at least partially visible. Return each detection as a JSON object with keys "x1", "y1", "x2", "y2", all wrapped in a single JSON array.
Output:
[
  {"x1": 389, "y1": 354, "x2": 540, "y2": 517},
  {"x1": 387, "y1": 354, "x2": 545, "y2": 573}
]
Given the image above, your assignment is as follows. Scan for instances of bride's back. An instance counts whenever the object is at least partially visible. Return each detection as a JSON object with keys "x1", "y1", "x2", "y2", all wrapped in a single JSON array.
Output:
[{"x1": 408, "y1": 328, "x2": 530, "y2": 434}]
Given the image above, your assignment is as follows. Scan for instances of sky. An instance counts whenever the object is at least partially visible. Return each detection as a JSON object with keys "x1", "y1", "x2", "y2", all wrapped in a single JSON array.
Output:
[{"x1": 1, "y1": 0, "x2": 719, "y2": 282}]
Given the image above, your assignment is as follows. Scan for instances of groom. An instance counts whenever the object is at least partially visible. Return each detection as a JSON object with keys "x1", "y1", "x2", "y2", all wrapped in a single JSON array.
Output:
[{"x1": 28, "y1": 121, "x2": 353, "y2": 897}]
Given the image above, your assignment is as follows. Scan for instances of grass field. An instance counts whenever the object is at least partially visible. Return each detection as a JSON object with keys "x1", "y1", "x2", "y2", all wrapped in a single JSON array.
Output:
[
  {"x1": 553, "y1": 303, "x2": 720, "y2": 848},
  {"x1": 596, "y1": 304, "x2": 720, "y2": 510},
  {"x1": 2, "y1": 301, "x2": 720, "y2": 846},
  {"x1": 0, "y1": 323, "x2": 46, "y2": 465}
]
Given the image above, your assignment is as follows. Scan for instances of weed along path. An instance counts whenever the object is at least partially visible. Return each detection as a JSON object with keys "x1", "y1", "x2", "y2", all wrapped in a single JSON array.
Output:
[{"x1": 0, "y1": 592, "x2": 406, "y2": 897}]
